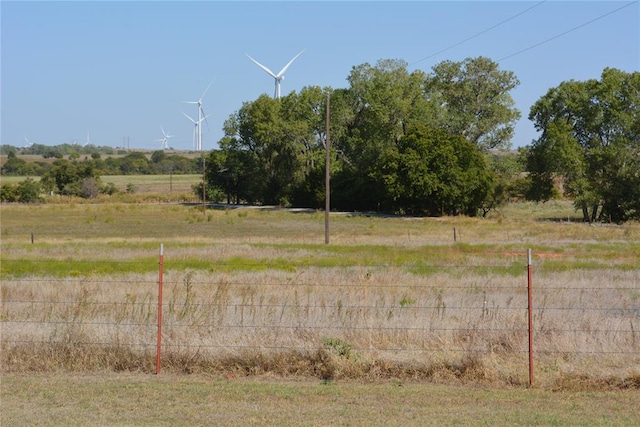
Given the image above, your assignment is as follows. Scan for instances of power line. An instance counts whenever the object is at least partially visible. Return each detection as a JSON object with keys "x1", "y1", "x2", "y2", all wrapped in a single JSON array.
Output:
[
  {"x1": 499, "y1": 1, "x2": 638, "y2": 62},
  {"x1": 410, "y1": 1, "x2": 547, "y2": 66}
]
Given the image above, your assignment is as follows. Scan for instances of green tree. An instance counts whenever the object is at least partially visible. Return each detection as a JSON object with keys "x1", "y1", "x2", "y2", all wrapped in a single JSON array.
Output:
[
  {"x1": 332, "y1": 59, "x2": 431, "y2": 212},
  {"x1": 16, "y1": 178, "x2": 42, "y2": 202},
  {"x1": 482, "y1": 149, "x2": 527, "y2": 216},
  {"x1": 425, "y1": 56, "x2": 521, "y2": 151},
  {"x1": 389, "y1": 125, "x2": 493, "y2": 216},
  {"x1": 0, "y1": 178, "x2": 42, "y2": 203},
  {"x1": 1, "y1": 151, "x2": 29, "y2": 176},
  {"x1": 0, "y1": 184, "x2": 18, "y2": 202},
  {"x1": 221, "y1": 89, "x2": 332, "y2": 206},
  {"x1": 204, "y1": 142, "x2": 261, "y2": 204},
  {"x1": 150, "y1": 150, "x2": 167, "y2": 164},
  {"x1": 40, "y1": 159, "x2": 100, "y2": 198},
  {"x1": 526, "y1": 68, "x2": 640, "y2": 223}
]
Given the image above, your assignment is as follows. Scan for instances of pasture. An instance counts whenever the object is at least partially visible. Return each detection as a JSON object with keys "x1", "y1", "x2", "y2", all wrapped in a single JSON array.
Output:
[{"x1": 1, "y1": 198, "x2": 639, "y2": 425}]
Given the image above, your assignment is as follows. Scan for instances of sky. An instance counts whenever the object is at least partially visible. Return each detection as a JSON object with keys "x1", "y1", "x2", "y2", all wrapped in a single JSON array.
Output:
[{"x1": 1, "y1": 1, "x2": 638, "y2": 151}]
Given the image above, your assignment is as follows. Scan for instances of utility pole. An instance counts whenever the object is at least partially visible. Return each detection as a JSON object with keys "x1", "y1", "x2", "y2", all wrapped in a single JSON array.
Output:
[
  {"x1": 202, "y1": 155, "x2": 206, "y2": 216},
  {"x1": 325, "y1": 93, "x2": 331, "y2": 245}
]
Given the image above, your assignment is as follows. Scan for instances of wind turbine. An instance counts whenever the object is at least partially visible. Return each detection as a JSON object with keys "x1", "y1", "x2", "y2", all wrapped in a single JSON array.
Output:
[
  {"x1": 183, "y1": 112, "x2": 210, "y2": 151},
  {"x1": 182, "y1": 78, "x2": 215, "y2": 151},
  {"x1": 83, "y1": 132, "x2": 92, "y2": 147},
  {"x1": 246, "y1": 49, "x2": 305, "y2": 99},
  {"x1": 156, "y1": 126, "x2": 173, "y2": 150},
  {"x1": 23, "y1": 136, "x2": 34, "y2": 148}
]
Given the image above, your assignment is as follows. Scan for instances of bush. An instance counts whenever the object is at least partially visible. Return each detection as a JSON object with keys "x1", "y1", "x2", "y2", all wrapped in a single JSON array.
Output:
[
  {"x1": 101, "y1": 182, "x2": 119, "y2": 195},
  {"x1": 0, "y1": 178, "x2": 42, "y2": 203}
]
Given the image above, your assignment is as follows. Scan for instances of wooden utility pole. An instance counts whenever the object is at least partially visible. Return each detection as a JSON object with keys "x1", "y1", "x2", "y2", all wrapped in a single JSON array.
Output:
[
  {"x1": 325, "y1": 93, "x2": 331, "y2": 245},
  {"x1": 202, "y1": 155, "x2": 206, "y2": 215}
]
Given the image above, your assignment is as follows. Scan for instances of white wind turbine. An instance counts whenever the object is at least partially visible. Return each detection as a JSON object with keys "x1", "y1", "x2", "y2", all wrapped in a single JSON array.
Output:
[
  {"x1": 83, "y1": 132, "x2": 92, "y2": 147},
  {"x1": 182, "y1": 78, "x2": 215, "y2": 151},
  {"x1": 246, "y1": 49, "x2": 305, "y2": 99},
  {"x1": 156, "y1": 126, "x2": 173, "y2": 150},
  {"x1": 183, "y1": 112, "x2": 210, "y2": 151}
]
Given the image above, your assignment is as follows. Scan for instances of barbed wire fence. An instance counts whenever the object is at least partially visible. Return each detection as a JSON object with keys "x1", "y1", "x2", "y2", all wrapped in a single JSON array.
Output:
[{"x1": 2, "y1": 246, "x2": 639, "y2": 383}]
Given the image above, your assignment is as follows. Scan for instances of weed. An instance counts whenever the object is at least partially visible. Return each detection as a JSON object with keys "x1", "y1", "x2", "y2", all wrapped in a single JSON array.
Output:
[
  {"x1": 399, "y1": 295, "x2": 416, "y2": 307},
  {"x1": 322, "y1": 338, "x2": 354, "y2": 359}
]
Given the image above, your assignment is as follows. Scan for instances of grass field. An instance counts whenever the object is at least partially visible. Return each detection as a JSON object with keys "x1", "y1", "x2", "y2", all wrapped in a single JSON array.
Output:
[
  {"x1": 2, "y1": 373, "x2": 640, "y2": 426},
  {"x1": 1, "y1": 198, "x2": 639, "y2": 425},
  {"x1": 1, "y1": 173, "x2": 201, "y2": 200}
]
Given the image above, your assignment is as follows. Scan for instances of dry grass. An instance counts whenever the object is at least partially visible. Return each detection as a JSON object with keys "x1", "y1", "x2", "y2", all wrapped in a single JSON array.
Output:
[
  {"x1": 2, "y1": 265, "x2": 639, "y2": 389},
  {"x1": 1, "y1": 201, "x2": 639, "y2": 391}
]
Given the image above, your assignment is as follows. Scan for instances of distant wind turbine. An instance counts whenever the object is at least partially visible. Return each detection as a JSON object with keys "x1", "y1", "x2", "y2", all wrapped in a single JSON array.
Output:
[
  {"x1": 246, "y1": 49, "x2": 305, "y2": 99},
  {"x1": 183, "y1": 112, "x2": 210, "y2": 151},
  {"x1": 83, "y1": 132, "x2": 92, "y2": 147},
  {"x1": 23, "y1": 136, "x2": 33, "y2": 148},
  {"x1": 182, "y1": 78, "x2": 215, "y2": 151},
  {"x1": 156, "y1": 126, "x2": 173, "y2": 150}
]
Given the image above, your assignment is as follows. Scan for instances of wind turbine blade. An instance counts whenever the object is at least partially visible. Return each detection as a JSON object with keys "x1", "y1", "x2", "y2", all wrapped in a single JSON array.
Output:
[
  {"x1": 277, "y1": 49, "x2": 306, "y2": 77},
  {"x1": 200, "y1": 77, "x2": 216, "y2": 100},
  {"x1": 183, "y1": 112, "x2": 197, "y2": 123},
  {"x1": 246, "y1": 53, "x2": 277, "y2": 78},
  {"x1": 200, "y1": 107, "x2": 211, "y2": 132}
]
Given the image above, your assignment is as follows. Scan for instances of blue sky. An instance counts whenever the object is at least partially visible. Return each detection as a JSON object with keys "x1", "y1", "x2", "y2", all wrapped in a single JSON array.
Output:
[{"x1": 2, "y1": 1, "x2": 638, "y2": 151}]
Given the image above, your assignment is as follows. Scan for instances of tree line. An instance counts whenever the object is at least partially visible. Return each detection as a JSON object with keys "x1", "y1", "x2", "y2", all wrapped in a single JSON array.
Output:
[
  {"x1": 2, "y1": 57, "x2": 638, "y2": 222},
  {"x1": 1, "y1": 149, "x2": 201, "y2": 177},
  {"x1": 204, "y1": 58, "x2": 638, "y2": 222},
  {"x1": 205, "y1": 57, "x2": 523, "y2": 216},
  {"x1": 0, "y1": 150, "x2": 202, "y2": 201}
]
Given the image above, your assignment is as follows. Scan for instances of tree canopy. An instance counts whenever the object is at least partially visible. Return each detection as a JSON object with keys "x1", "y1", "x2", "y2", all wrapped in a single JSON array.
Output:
[
  {"x1": 525, "y1": 68, "x2": 640, "y2": 223},
  {"x1": 208, "y1": 56, "x2": 520, "y2": 216}
]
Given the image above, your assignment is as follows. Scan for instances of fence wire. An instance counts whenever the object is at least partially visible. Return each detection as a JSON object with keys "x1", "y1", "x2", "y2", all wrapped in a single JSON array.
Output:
[{"x1": 2, "y1": 257, "x2": 639, "y2": 371}]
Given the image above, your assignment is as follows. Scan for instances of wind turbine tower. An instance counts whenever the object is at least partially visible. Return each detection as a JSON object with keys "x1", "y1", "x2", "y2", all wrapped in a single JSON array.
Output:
[
  {"x1": 246, "y1": 49, "x2": 305, "y2": 99},
  {"x1": 156, "y1": 126, "x2": 173, "y2": 150},
  {"x1": 183, "y1": 78, "x2": 215, "y2": 151},
  {"x1": 183, "y1": 112, "x2": 210, "y2": 151}
]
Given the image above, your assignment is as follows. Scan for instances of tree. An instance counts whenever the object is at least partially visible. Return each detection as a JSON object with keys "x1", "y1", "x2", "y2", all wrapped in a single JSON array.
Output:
[
  {"x1": 425, "y1": 56, "x2": 521, "y2": 151},
  {"x1": 527, "y1": 68, "x2": 640, "y2": 222},
  {"x1": 483, "y1": 149, "x2": 528, "y2": 216},
  {"x1": 389, "y1": 125, "x2": 493, "y2": 216},
  {"x1": 40, "y1": 159, "x2": 101, "y2": 198},
  {"x1": 332, "y1": 59, "x2": 432, "y2": 212},
  {"x1": 219, "y1": 89, "x2": 332, "y2": 206},
  {"x1": 0, "y1": 178, "x2": 42, "y2": 203},
  {"x1": 1, "y1": 151, "x2": 29, "y2": 176},
  {"x1": 0, "y1": 184, "x2": 18, "y2": 202},
  {"x1": 526, "y1": 68, "x2": 640, "y2": 222},
  {"x1": 204, "y1": 142, "x2": 261, "y2": 205},
  {"x1": 119, "y1": 152, "x2": 151, "y2": 174}
]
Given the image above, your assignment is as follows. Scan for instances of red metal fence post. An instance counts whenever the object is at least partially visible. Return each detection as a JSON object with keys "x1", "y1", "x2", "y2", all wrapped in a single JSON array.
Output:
[
  {"x1": 527, "y1": 248, "x2": 534, "y2": 387},
  {"x1": 156, "y1": 243, "x2": 164, "y2": 375}
]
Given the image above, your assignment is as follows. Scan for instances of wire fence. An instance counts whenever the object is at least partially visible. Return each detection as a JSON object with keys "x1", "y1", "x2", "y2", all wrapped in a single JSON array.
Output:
[{"x1": 2, "y1": 249, "x2": 639, "y2": 380}]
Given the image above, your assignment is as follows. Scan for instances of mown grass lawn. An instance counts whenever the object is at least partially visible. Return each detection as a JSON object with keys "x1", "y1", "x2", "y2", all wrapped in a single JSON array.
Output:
[{"x1": 2, "y1": 373, "x2": 639, "y2": 426}]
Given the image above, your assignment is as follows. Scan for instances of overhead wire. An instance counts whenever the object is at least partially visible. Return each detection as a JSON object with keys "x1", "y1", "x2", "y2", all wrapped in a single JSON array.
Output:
[
  {"x1": 410, "y1": 0, "x2": 548, "y2": 66},
  {"x1": 498, "y1": 1, "x2": 639, "y2": 62},
  {"x1": 410, "y1": 1, "x2": 637, "y2": 67}
]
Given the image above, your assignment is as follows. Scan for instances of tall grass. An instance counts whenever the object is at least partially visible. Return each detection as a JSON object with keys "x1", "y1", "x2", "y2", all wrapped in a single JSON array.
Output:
[
  {"x1": 2, "y1": 263, "x2": 639, "y2": 387},
  {"x1": 1, "y1": 201, "x2": 639, "y2": 388}
]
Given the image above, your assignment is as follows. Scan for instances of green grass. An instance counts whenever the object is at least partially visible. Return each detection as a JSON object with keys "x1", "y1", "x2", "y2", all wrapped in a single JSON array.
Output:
[
  {"x1": 2, "y1": 373, "x2": 639, "y2": 426},
  {"x1": 1, "y1": 202, "x2": 638, "y2": 278}
]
